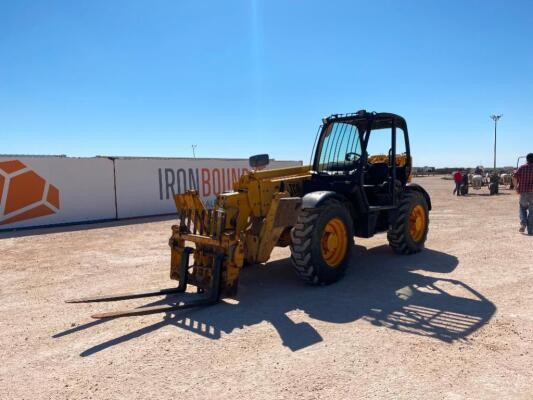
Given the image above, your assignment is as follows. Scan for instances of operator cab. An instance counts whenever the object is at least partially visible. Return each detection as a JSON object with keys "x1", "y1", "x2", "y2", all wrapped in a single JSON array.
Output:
[{"x1": 306, "y1": 110, "x2": 412, "y2": 210}]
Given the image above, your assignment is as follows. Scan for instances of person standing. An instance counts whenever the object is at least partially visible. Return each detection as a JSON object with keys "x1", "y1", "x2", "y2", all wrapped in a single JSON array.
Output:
[
  {"x1": 514, "y1": 153, "x2": 533, "y2": 235},
  {"x1": 513, "y1": 168, "x2": 528, "y2": 229},
  {"x1": 461, "y1": 170, "x2": 469, "y2": 195},
  {"x1": 453, "y1": 169, "x2": 462, "y2": 196}
]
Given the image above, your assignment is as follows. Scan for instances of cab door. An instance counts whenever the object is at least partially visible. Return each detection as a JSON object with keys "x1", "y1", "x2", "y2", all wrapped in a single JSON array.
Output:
[
  {"x1": 363, "y1": 118, "x2": 394, "y2": 207},
  {"x1": 363, "y1": 117, "x2": 410, "y2": 208}
]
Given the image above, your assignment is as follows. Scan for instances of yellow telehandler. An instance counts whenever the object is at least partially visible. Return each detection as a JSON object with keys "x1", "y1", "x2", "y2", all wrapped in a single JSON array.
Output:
[{"x1": 69, "y1": 110, "x2": 431, "y2": 318}]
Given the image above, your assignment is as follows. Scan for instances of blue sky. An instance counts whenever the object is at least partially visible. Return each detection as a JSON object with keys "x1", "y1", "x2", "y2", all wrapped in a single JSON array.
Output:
[{"x1": 1, "y1": 0, "x2": 532, "y2": 167}]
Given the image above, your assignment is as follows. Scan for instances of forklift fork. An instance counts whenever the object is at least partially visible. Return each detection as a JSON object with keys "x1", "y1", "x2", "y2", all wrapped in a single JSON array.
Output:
[{"x1": 66, "y1": 248, "x2": 223, "y2": 319}]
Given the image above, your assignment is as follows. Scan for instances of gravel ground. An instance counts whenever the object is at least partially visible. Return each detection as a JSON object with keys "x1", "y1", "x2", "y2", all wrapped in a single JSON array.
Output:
[{"x1": 0, "y1": 176, "x2": 531, "y2": 400}]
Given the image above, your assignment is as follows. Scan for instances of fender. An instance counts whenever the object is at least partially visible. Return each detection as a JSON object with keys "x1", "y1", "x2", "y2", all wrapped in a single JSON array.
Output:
[
  {"x1": 406, "y1": 183, "x2": 432, "y2": 210},
  {"x1": 301, "y1": 190, "x2": 347, "y2": 209}
]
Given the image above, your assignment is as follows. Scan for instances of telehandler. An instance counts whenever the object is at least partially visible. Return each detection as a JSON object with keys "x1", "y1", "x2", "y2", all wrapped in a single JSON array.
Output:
[{"x1": 69, "y1": 110, "x2": 431, "y2": 318}]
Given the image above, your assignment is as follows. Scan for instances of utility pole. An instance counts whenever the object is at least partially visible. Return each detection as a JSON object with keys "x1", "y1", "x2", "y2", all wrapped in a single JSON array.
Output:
[
  {"x1": 490, "y1": 114, "x2": 502, "y2": 170},
  {"x1": 191, "y1": 145, "x2": 197, "y2": 159}
]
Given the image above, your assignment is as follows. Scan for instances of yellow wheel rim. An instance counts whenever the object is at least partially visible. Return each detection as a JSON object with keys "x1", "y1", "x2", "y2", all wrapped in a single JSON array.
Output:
[
  {"x1": 320, "y1": 218, "x2": 348, "y2": 268},
  {"x1": 409, "y1": 205, "x2": 426, "y2": 242}
]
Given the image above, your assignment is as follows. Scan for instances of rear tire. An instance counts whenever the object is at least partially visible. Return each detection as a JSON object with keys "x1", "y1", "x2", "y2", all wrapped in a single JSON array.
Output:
[
  {"x1": 387, "y1": 191, "x2": 429, "y2": 254},
  {"x1": 290, "y1": 199, "x2": 354, "y2": 285}
]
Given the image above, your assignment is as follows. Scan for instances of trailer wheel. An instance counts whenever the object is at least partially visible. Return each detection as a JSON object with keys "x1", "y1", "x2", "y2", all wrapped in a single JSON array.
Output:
[
  {"x1": 387, "y1": 191, "x2": 429, "y2": 254},
  {"x1": 290, "y1": 199, "x2": 354, "y2": 285}
]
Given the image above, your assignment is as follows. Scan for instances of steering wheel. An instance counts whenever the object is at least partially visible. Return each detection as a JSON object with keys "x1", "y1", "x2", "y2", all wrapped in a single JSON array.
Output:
[{"x1": 345, "y1": 152, "x2": 361, "y2": 163}]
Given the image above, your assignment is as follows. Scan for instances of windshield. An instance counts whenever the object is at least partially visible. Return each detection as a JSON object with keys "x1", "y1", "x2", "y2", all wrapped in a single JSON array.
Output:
[{"x1": 316, "y1": 122, "x2": 362, "y2": 174}]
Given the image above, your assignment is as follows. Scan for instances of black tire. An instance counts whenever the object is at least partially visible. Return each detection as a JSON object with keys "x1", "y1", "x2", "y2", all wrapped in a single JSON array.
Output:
[
  {"x1": 290, "y1": 199, "x2": 354, "y2": 285},
  {"x1": 387, "y1": 191, "x2": 429, "y2": 255}
]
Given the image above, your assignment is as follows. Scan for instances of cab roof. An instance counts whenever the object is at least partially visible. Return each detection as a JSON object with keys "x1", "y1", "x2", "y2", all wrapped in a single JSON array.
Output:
[{"x1": 323, "y1": 110, "x2": 407, "y2": 131}]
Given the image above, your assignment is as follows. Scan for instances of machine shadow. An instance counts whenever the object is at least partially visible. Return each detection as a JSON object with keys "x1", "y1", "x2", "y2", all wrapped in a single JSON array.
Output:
[{"x1": 75, "y1": 245, "x2": 496, "y2": 357}]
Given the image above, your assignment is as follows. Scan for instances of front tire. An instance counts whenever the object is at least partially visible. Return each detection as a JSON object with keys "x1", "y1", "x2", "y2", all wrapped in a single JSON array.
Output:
[
  {"x1": 290, "y1": 199, "x2": 354, "y2": 285},
  {"x1": 387, "y1": 191, "x2": 429, "y2": 254}
]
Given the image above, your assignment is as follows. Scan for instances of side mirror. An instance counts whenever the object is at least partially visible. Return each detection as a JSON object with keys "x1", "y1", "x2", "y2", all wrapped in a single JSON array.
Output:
[{"x1": 249, "y1": 154, "x2": 270, "y2": 169}]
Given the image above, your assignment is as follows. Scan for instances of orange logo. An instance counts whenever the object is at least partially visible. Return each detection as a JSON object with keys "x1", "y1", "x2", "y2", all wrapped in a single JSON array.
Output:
[{"x1": 0, "y1": 160, "x2": 60, "y2": 225}]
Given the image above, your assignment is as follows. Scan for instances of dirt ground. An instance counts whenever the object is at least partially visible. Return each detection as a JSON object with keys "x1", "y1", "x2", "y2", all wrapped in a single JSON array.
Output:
[{"x1": 0, "y1": 176, "x2": 531, "y2": 400}]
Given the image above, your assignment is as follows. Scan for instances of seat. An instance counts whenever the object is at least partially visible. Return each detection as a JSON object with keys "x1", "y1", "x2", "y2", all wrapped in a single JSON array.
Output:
[{"x1": 365, "y1": 162, "x2": 389, "y2": 185}]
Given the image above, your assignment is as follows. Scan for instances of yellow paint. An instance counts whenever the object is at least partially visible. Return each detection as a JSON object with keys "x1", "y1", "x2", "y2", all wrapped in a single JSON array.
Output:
[
  {"x1": 169, "y1": 165, "x2": 312, "y2": 293},
  {"x1": 367, "y1": 154, "x2": 408, "y2": 167},
  {"x1": 409, "y1": 204, "x2": 426, "y2": 242},
  {"x1": 320, "y1": 218, "x2": 348, "y2": 267}
]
